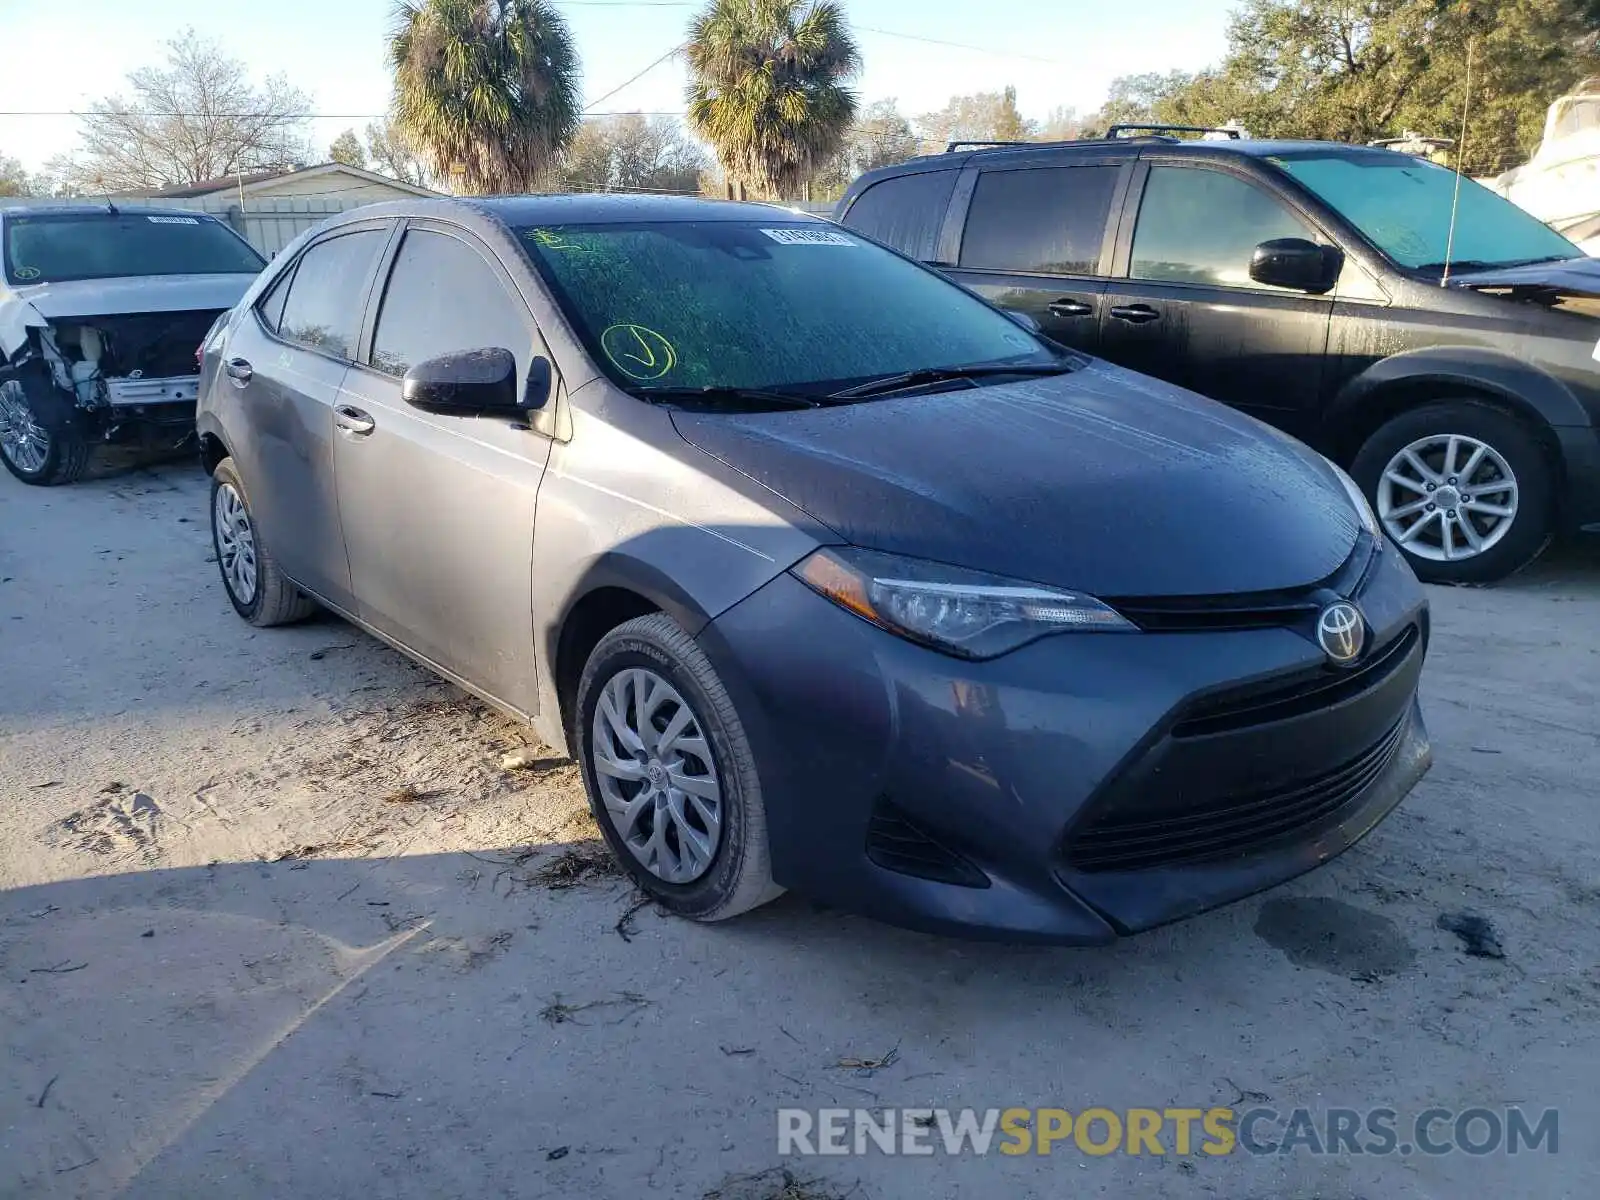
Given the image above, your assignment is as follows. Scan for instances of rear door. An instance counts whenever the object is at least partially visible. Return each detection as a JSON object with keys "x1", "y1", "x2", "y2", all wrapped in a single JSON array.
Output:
[
  {"x1": 1098, "y1": 160, "x2": 1334, "y2": 437},
  {"x1": 332, "y1": 221, "x2": 554, "y2": 716},
  {"x1": 222, "y1": 223, "x2": 392, "y2": 610},
  {"x1": 943, "y1": 156, "x2": 1130, "y2": 354}
]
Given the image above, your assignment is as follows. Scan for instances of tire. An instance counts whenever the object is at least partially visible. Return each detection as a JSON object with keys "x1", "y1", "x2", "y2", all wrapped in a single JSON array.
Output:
[
  {"x1": 1350, "y1": 400, "x2": 1555, "y2": 585},
  {"x1": 574, "y1": 612, "x2": 783, "y2": 922},
  {"x1": 209, "y1": 456, "x2": 319, "y2": 626},
  {"x1": 0, "y1": 364, "x2": 91, "y2": 486}
]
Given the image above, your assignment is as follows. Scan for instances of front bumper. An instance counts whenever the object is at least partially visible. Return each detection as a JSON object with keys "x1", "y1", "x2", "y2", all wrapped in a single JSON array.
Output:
[{"x1": 698, "y1": 540, "x2": 1431, "y2": 944}]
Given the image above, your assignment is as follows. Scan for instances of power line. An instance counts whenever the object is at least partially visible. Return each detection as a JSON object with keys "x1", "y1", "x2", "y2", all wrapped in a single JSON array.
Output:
[
  {"x1": 582, "y1": 44, "x2": 684, "y2": 111},
  {"x1": 856, "y1": 26, "x2": 1066, "y2": 65}
]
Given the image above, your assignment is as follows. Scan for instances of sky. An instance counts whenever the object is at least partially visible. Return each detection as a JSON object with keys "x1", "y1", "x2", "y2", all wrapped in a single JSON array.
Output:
[{"x1": 0, "y1": 0, "x2": 1239, "y2": 174}]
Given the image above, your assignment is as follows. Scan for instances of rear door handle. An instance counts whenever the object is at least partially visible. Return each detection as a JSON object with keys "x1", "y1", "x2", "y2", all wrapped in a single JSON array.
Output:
[
  {"x1": 1109, "y1": 304, "x2": 1161, "y2": 325},
  {"x1": 1047, "y1": 299, "x2": 1094, "y2": 318},
  {"x1": 334, "y1": 405, "x2": 376, "y2": 436},
  {"x1": 224, "y1": 358, "x2": 253, "y2": 387}
]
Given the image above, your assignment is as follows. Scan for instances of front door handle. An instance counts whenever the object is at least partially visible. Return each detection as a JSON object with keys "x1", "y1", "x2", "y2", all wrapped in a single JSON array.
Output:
[
  {"x1": 334, "y1": 405, "x2": 376, "y2": 436},
  {"x1": 1109, "y1": 304, "x2": 1161, "y2": 325},
  {"x1": 224, "y1": 358, "x2": 253, "y2": 387},
  {"x1": 1047, "y1": 298, "x2": 1094, "y2": 318}
]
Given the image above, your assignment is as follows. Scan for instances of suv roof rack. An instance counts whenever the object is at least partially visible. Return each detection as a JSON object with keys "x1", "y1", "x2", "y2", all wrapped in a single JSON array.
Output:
[
  {"x1": 942, "y1": 135, "x2": 1176, "y2": 154},
  {"x1": 1105, "y1": 123, "x2": 1244, "y2": 140}
]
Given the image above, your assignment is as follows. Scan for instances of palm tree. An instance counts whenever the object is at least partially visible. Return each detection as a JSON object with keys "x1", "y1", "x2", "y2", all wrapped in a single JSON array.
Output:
[
  {"x1": 389, "y1": 0, "x2": 581, "y2": 194},
  {"x1": 685, "y1": 0, "x2": 860, "y2": 200}
]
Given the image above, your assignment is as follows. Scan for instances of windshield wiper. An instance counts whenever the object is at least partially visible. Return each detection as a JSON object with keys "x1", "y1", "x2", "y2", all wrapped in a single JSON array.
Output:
[
  {"x1": 630, "y1": 385, "x2": 824, "y2": 410},
  {"x1": 1420, "y1": 255, "x2": 1570, "y2": 274},
  {"x1": 828, "y1": 362, "x2": 1074, "y2": 401}
]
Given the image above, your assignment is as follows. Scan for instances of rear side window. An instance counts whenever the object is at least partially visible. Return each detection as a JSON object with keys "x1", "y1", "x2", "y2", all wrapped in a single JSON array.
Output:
[
  {"x1": 277, "y1": 229, "x2": 388, "y2": 359},
  {"x1": 959, "y1": 166, "x2": 1119, "y2": 275},
  {"x1": 369, "y1": 229, "x2": 532, "y2": 378},
  {"x1": 841, "y1": 170, "x2": 958, "y2": 261},
  {"x1": 256, "y1": 265, "x2": 295, "y2": 334},
  {"x1": 1131, "y1": 166, "x2": 1316, "y2": 289}
]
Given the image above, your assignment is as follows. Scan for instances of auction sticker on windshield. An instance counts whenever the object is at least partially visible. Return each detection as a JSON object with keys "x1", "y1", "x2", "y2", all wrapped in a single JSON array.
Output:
[
  {"x1": 147, "y1": 216, "x2": 200, "y2": 225},
  {"x1": 761, "y1": 228, "x2": 854, "y2": 246}
]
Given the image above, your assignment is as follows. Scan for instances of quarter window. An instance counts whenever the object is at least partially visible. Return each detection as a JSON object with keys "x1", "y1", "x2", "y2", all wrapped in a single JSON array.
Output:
[
  {"x1": 842, "y1": 170, "x2": 958, "y2": 261},
  {"x1": 369, "y1": 230, "x2": 532, "y2": 378},
  {"x1": 1131, "y1": 167, "x2": 1316, "y2": 289},
  {"x1": 959, "y1": 166, "x2": 1119, "y2": 275},
  {"x1": 277, "y1": 229, "x2": 387, "y2": 358}
]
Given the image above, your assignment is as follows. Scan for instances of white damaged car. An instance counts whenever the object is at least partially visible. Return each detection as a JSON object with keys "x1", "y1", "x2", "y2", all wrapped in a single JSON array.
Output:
[{"x1": 0, "y1": 204, "x2": 264, "y2": 484}]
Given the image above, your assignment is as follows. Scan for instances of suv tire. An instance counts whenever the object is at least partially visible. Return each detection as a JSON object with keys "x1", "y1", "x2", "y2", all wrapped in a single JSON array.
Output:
[
  {"x1": 0, "y1": 364, "x2": 91, "y2": 486},
  {"x1": 1352, "y1": 400, "x2": 1554, "y2": 584},
  {"x1": 575, "y1": 612, "x2": 783, "y2": 922},
  {"x1": 209, "y1": 456, "x2": 320, "y2": 626}
]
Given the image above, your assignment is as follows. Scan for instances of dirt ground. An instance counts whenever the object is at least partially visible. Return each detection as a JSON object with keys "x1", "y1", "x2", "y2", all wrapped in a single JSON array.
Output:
[{"x1": 2, "y1": 460, "x2": 1597, "y2": 1199}]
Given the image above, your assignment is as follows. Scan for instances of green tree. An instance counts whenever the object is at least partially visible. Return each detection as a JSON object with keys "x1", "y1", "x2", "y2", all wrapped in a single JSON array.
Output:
[
  {"x1": 685, "y1": 0, "x2": 861, "y2": 200},
  {"x1": 389, "y1": 0, "x2": 582, "y2": 195},
  {"x1": 1094, "y1": 1, "x2": 1600, "y2": 174},
  {"x1": 811, "y1": 98, "x2": 917, "y2": 198},
  {"x1": 914, "y1": 87, "x2": 1034, "y2": 152},
  {"x1": 0, "y1": 154, "x2": 32, "y2": 197},
  {"x1": 329, "y1": 128, "x2": 368, "y2": 169}
]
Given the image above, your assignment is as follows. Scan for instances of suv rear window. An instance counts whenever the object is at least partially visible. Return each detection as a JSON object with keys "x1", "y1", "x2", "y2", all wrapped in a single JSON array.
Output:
[
  {"x1": 840, "y1": 170, "x2": 958, "y2": 261},
  {"x1": 3, "y1": 212, "x2": 265, "y2": 284},
  {"x1": 959, "y1": 166, "x2": 1119, "y2": 276}
]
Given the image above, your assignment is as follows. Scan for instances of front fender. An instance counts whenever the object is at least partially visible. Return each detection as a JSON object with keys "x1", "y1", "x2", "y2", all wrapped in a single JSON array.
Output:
[{"x1": 1328, "y1": 345, "x2": 1593, "y2": 432}]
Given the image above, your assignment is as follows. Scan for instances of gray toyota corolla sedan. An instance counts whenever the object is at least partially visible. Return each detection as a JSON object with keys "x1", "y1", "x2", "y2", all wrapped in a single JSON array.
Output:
[{"x1": 197, "y1": 195, "x2": 1431, "y2": 943}]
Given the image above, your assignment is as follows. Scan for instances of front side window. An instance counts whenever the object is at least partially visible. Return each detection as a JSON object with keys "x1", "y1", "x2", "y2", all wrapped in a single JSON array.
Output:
[
  {"x1": 1131, "y1": 166, "x2": 1317, "y2": 289},
  {"x1": 960, "y1": 165, "x2": 1119, "y2": 276},
  {"x1": 516, "y1": 221, "x2": 1060, "y2": 396},
  {"x1": 2, "y1": 212, "x2": 265, "y2": 284},
  {"x1": 370, "y1": 230, "x2": 531, "y2": 378},
  {"x1": 277, "y1": 229, "x2": 388, "y2": 360},
  {"x1": 1268, "y1": 149, "x2": 1579, "y2": 272},
  {"x1": 842, "y1": 169, "x2": 958, "y2": 261}
]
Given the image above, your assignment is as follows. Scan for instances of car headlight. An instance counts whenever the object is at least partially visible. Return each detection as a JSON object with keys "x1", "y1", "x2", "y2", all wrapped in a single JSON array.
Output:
[
  {"x1": 792, "y1": 547, "x2": 1133, "y2": 659},
  {"x1": 1325, "y1": 458, "x2": 1381, "y2": 538}
]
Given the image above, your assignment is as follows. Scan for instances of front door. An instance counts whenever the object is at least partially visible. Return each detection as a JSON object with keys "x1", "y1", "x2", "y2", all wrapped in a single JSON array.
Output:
[
  {"x1": 1097, "y1": 163, "x2": 1335, "y2": 441},
  {"x1": 225, "y1": 225, "x2": 391, "y2": 610},
  {"x1": 332, "y1": 223, "x2": 553, "y2": 716},
  {"x1": 945, "y1": 161, "x2": 1128, "y2": 354}
]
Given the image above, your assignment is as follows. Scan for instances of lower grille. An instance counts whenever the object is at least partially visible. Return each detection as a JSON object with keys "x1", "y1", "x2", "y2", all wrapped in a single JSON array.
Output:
[
  {"x1": 1065, "y1": 716, "x2": 1407, "y2": 872},
  {"x1": 866, "y1": 799, "x2": 989, "y2": 888}
]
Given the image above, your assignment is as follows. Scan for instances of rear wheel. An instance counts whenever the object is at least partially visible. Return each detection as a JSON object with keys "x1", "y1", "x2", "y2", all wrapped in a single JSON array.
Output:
[
  {"x1": 1351, "y1": 400, "x2": 1554, "y2": 584},
  {"x1": 0, "y1": 365, "x2": 91, "y2": 486},
  {"x1": 210, "y1": 456, "x2": 319, "y2": 626}
]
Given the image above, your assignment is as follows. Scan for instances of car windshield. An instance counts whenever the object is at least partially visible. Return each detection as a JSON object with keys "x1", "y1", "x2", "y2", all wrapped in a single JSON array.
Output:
[
  {"x1": 1268, "y1": 150, "x2": 1580, "y2": 272},
  {"x1": 2, "y1": 212, "x2": 266, "y2": 284},
  {"x1": 515, "y1": 220, "x2": 1063, "y2": 397}
]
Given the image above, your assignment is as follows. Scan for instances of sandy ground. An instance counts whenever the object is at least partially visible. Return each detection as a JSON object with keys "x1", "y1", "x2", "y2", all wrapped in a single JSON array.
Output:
[{"x1": 1, "y1": 460, "x2": 1597, "y2": 1199}]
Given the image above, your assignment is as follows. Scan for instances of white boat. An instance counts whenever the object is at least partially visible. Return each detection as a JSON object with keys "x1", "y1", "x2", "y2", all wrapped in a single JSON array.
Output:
[{"x1": 1484, "y1": 79, "x2": 1600, "y2": 256}]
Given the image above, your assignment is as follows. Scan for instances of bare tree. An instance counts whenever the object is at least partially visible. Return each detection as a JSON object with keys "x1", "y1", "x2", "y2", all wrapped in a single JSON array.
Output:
[
  {"x1": 561, "y1": 115, "x2": 707, "y2": 194},
  {"x1": 365, "y1": 119, "x2": 433, "y2": 189},
  {"x1": 52, "y1": 30, "x2": 312, "y2": 194},
  {"x1": 0, "y1": 154, "x2": 33, "y2": 197},
  {"x1": 329, "y1": 129, "x2": 368, "y2": 169},
  {"x1": 914, "y1": 88, "x2": 1034, "y2": 153}
]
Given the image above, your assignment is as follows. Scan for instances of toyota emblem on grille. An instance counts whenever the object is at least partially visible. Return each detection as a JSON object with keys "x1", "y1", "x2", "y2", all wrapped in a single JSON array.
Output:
[{"x1": 1316, "y1": 602, "x2": 1365, "y2": 665}]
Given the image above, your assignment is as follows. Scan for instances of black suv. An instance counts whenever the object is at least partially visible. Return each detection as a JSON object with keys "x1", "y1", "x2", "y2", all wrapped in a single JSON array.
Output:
[{"x1": 837, "y1": 130, "x2": 1600, "y2": 583}]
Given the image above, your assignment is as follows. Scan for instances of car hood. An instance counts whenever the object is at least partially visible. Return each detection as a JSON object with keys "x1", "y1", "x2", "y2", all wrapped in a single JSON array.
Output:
[
  {"x1": 670, "y1": 362, "x2": 1362, "y2": 598},
  {"x1": 1448, "y1": 256, "x2": 1600, "y2": 303},
  {"x1": 7, "y1": 273, "x2": 259, "y2": 320}
]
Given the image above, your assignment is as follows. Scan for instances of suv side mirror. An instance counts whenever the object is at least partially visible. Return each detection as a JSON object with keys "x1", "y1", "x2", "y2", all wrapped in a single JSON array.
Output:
[
  {"x1": 1249, "y1": 238, "x2": 1342, "y2": 294},
  {"x1": 1004, "y1": 309, "x2": 1042, "y2": 334},
  {"x1": 402, "y1": 347, "x2": 538, "y2": 413}
]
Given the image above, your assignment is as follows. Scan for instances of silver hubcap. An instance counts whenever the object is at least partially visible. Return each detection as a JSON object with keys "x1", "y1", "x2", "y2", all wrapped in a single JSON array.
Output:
[
  {"x1": 1377, "y1": 434, "x2": 1519, "y2": 563},
  {"x1": 591, "y1": 668, "x2": 723, "y2": 884},
  {"x1": 0, "y1": 380, "x2": 50, "y2": 474},
  {"x1": 213, "y1": 483, "x2": 259, "y2": 603}
]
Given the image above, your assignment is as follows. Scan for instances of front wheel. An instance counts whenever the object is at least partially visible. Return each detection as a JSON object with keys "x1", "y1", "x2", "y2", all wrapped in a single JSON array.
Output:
[
  {"x1": 1351, "y1": 401, "x2": 1555, "y2": 584},
  {"x1": 0, "y1": 366, "x2": 91, "y2": 486},
  {"x1": 574, "y1": 613, "x2": 782, "y2": 922}
]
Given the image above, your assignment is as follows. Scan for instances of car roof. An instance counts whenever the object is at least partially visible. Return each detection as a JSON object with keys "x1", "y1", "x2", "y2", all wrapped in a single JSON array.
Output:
[
  {"x1": 316, "y1": 193, "x2": 827, "y2": 231},
  {"x1": 880, "y1": 136, "x2": 1383, "y2": 173},
  {"x1": 0, "y1": 203, "x2": 230, "y2": 220}
]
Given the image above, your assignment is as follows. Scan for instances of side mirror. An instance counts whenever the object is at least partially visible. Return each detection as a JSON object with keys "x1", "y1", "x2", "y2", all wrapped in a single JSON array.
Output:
[
  {"x1": 1249, "y1": 238, "x2": 1342, "y2": 294},
  {"x1": 402, "y1": 347, "x2": 524, "y2": 413},
  {"x1": 1004, "y1": 309, "x2": 1043, "y2": 334}
]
